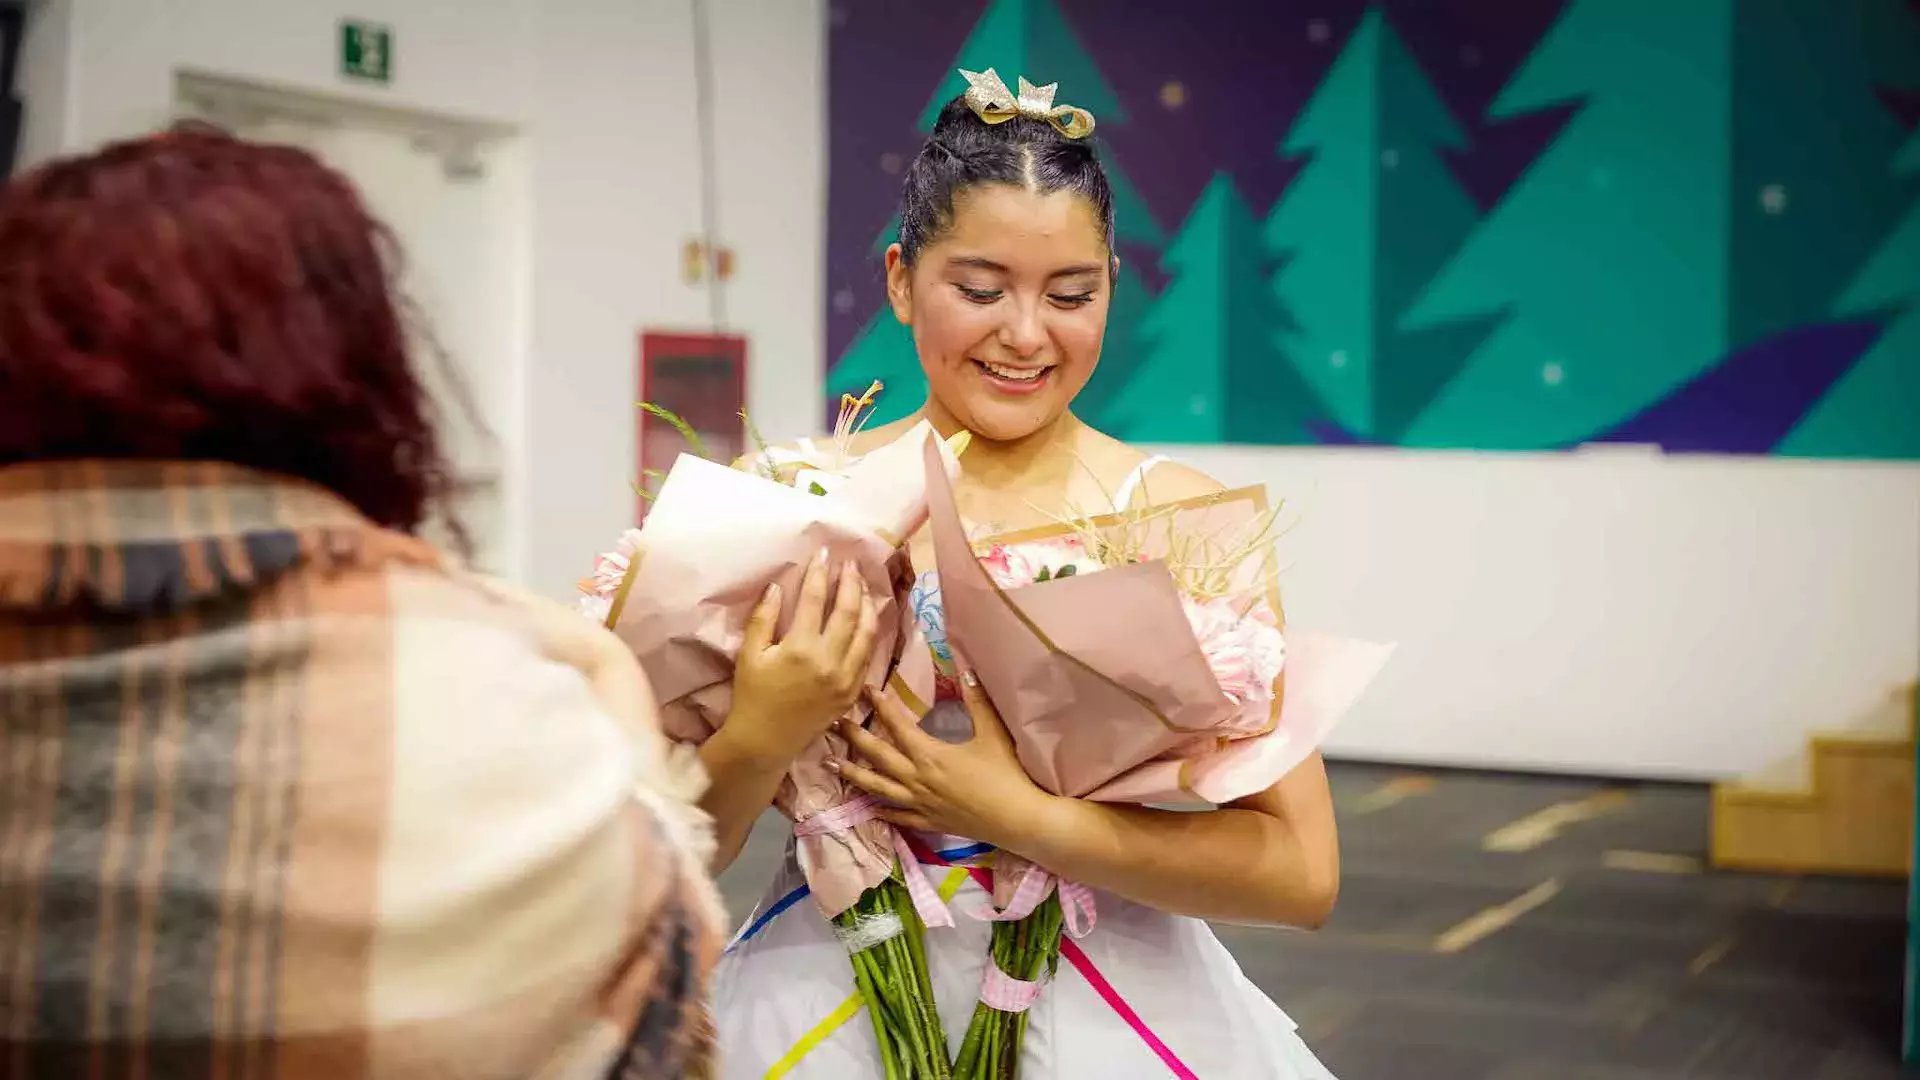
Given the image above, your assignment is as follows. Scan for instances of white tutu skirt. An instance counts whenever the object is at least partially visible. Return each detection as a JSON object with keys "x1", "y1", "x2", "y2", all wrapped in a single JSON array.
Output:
[{"x1": 714, "y1": 835, "x2": 1339, "y2": 1079}]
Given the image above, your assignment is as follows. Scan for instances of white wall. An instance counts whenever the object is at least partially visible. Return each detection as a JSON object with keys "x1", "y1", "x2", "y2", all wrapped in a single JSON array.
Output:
[
  {"x1": 517, "y1": 0, "x2": 826, "y2": 600},
  {"x1": 21, "y1": 0, "x2": 825, "y2": 597},
  {"x1": 14, "y1": 0, "x2": 77, "y2": 170},
  {"x1": 1169, "y1": 444, "x2": 1920, "y2": 780}
]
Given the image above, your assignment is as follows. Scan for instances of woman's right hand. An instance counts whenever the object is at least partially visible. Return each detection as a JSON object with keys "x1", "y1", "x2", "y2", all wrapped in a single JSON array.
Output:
[{"x1": 729, "y1": 549, "x2": 880, "y2": 760}]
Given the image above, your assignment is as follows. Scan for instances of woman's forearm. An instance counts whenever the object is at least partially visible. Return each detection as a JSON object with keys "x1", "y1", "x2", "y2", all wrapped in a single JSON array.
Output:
[
  {"x1": 1006, "y1": 796, "x2": 1337, "y2": 928},
  {"x1": 696, "y1": 721, "x2": 799, "y2": 873}
]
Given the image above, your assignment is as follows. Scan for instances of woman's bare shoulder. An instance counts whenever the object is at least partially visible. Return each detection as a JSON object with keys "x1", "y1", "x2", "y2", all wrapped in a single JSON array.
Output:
[
  {"x1": 1075, "y1": 424, "x2": 1226, "y2": 502},
  {"x1": 1138, "y1": 459, "x2": 1228, "y2": 501}
]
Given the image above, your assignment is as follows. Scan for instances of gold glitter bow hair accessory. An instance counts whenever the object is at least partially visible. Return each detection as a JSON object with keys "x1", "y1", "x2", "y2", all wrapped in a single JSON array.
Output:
[{"x1": 959, "y1": 67, "x2": 1097, "y2": 140}]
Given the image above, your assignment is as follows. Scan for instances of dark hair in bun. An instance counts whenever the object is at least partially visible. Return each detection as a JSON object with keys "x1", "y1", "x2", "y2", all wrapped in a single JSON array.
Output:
[{"x1": 895, "y1": 95, "x2": 1116, "y2": 266}]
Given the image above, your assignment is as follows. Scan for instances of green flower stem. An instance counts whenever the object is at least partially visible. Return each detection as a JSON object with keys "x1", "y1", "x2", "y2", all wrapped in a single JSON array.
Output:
[
  {"x1": 954, "y1": 1005, "x2": 985, "y2": 1074},
  {"x1": 883, "y1": 881, "x2": 945, "y2": 1079},
  {"x1": 889, "y1": 931, "x2": 934, "y2": 1075},
  {"x1": 849, "y1": 942, "x2": 902, "y2": 1079},
  {"x1": 896, "y1": 881, "x2": 946, "y2": 1068},
  {"x1": 833, "y1": 869, "x2": 955, "y2": 1079},
  {"x1": 952, "y1": 890, "x2": 1068, "y2": 1079}
]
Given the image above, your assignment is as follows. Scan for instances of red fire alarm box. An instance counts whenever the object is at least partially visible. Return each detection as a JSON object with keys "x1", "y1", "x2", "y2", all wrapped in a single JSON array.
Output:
[{"x1": 637, "y1": 332, "x2": 748, "y2": 520}]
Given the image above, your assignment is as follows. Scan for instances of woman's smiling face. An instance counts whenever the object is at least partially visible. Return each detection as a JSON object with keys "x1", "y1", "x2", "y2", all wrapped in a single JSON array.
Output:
[{"x1": 885, "y1": 182, "x2": 1112, "y2": 442}]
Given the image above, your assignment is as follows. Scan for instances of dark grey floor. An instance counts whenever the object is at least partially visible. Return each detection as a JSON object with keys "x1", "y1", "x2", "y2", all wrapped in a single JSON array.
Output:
[{"x1": 716, "y1": 761, "x2": 1915, "y2": 1078}]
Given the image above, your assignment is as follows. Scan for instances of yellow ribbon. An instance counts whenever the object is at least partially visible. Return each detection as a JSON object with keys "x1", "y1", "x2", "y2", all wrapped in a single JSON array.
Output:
[
  {"x1": 763, "y1": 867, "x2": 974, "y2": 1078},
  {"x1": 959, "y1": 68, "x2": 1096, "y2": 140}
]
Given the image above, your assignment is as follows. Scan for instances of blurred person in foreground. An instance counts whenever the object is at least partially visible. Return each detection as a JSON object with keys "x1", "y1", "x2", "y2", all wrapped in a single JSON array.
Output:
[{"x1": 0, "y1": 126, "x2": 723, "y2": 1079}]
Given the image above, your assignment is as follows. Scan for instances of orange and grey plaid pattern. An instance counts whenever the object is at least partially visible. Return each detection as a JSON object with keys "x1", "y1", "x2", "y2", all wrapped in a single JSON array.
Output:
[{"x1": 0, "y1": 461, "x2": 723, "y2": 1079}]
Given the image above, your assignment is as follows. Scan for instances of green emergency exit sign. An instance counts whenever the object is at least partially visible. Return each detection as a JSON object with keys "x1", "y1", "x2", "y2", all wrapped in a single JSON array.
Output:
[{"x1": 340, "y1": 20, "x2": 392, "y2": 84}]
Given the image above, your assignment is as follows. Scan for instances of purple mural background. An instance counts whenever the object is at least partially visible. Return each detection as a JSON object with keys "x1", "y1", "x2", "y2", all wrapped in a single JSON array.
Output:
[{"x1": 824, "y1": 1, "x2": 1920, "y2": 456}]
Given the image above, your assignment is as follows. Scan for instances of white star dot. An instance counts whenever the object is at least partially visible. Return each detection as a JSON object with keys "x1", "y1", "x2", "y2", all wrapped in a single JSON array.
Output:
[
  {"x1": 1760, "y1": 184, "x2": 1788, "y2": 215},
  {"x1": 1542, "y1": 362, "x2": 1565, "y2": 386},
  {"x1": 1329, "y1": 350, "x2": 1348, "y2": 369},
  {"x1": 879, "y1": 152, "x2": 903, "y2": 175},
  {"x1": 1307, "y1": 19, "x2": 1331, "y2": 44},
  {"x1": 832, "y1": 288, "x2": 855, "y2": 314}
]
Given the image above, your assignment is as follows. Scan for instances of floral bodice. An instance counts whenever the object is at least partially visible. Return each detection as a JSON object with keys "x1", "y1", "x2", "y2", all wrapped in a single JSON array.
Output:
[
  {"x1": 906, "y1": 535, "x2": 1115, "y2": 707},
  {"x1": 907, "y1": 570, "x2": 964, "y2": 703}
]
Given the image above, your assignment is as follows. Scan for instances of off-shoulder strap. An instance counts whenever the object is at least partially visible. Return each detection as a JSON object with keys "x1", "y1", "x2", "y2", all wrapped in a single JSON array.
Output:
[{"x1": 1111, "y1": 454, "x2": 1170, "y2": 511}]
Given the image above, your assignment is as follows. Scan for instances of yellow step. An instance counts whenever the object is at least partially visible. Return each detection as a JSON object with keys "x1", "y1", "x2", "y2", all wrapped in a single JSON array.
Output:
[{"x1": 1710, "y1": 684, "x2": 1915, "y2": 878}]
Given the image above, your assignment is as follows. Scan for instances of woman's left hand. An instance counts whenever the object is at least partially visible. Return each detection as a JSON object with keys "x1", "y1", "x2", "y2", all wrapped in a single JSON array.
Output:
[{"x1": 831, "y1": 671, "x2": 1051, "y2": 849}]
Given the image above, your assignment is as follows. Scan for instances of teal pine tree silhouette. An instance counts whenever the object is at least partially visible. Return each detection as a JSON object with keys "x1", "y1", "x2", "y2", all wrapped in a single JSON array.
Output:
[
  {"x1": 1072, "y1": 260, "x2": 1153, "y2": 430},
  {"x1": 826, "y1": 308, "x2": 923, "y2": 426},
  {"x1": 1778, "y1": 130, "x2": 1920, "y2": 458},
  {"x1": 1106, "y1": 174, "x2": 1324, "y2": 444},
  {"x1": 914, "y1": 0, "x2": 1163, "y2": 251},
  {"x1": 827, "y1": 0, "x2": 1165, "y2": 424},
  {"x1": 1264, "y1": 7, "x2": 1485, "y2": 441},
  {"x1": 816, "y1": 219, "x2": 924, "y2": 427},
  {"x1": 1399, "y1": 0, "x2": 1920, "y2": 451},
  {"x1": 1730, "y1": 0, "x2": 1920, "y2": 350},
  {"x1": 1397, "y1": 0, "x2": 1739, "y2": 449}
]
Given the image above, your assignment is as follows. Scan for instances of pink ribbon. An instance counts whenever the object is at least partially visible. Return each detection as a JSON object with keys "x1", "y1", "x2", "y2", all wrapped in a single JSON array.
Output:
[
  {"x1": 976, "y1": 864, "x2": 1097, "y2": 939},
  {"x1": 978, "y1": 964, "x2": 1045, "y2": 1013},
  {"x1": 793, "y1": 795, "x2": 954, "y2": 929}
]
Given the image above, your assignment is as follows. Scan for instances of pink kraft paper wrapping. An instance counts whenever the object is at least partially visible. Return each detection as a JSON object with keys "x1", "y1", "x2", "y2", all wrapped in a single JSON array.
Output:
[
  {"x1": 610, "y1": 422, "x2": 960, "y2": 917},
  {"x1": 920, "y1": 434, "x2": 1394, "y2": 808}
]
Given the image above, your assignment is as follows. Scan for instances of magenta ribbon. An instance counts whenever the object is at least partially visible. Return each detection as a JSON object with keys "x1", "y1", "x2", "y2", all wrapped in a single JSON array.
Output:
[
  {"x1": 1058, "y1": 939, "x2": 1199, "y2": 1080},
  {"x1": 902, "y1": 834, "x2": 1196, "y2": 1079},
  {"x1": 793, "y1": 795, "x2": 955, "y2": 929}
]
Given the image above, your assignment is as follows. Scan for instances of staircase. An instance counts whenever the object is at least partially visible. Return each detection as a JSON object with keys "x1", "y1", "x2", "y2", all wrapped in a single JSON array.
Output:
[{"x1": 1710, "y1": 684, "x2": 1916, "y2": 877}]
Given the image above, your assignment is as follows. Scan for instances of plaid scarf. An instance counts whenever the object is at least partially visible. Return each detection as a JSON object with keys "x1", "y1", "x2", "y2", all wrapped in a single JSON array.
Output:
[{"x1": 0, "y1": 460, "x2": 722, "y2": 1079}]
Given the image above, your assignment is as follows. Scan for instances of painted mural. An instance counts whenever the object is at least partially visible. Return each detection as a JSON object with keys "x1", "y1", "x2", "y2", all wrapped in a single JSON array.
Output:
[{"x1": 824, "y1": 0, "x2": 1920, "y2": 457}]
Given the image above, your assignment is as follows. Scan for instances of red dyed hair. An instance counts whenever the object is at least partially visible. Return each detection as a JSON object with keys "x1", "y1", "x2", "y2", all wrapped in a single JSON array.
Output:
[{"x1": 0, "y1": 123, "x2": 461, "y2": 536}]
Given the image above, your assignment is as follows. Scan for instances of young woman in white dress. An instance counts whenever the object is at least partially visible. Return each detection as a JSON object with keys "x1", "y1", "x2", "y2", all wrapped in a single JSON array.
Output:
[{"x1": 697, "y1": 73, "x2": 1342, "y2": 1079}]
